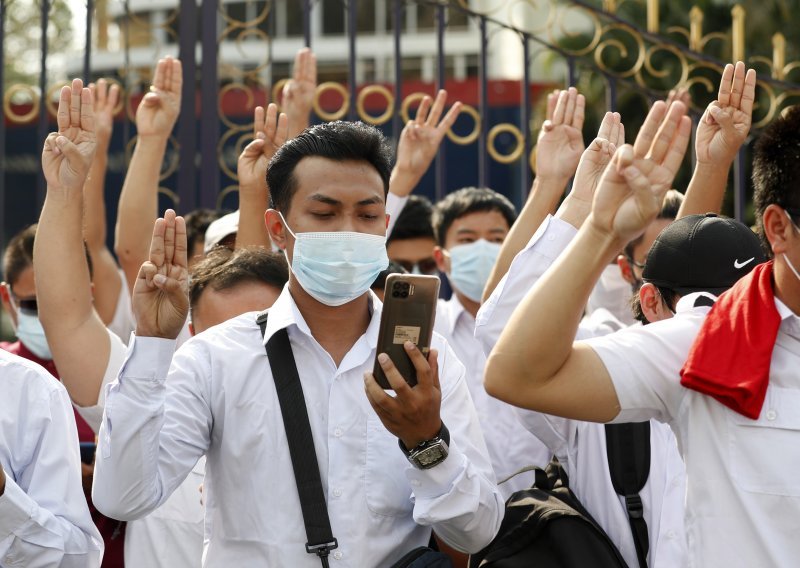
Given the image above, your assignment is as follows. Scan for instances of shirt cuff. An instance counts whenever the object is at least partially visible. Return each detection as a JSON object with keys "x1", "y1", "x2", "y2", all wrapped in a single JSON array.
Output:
[
  {"x1": 0, "y1": 475, "x2": 33, "y2": 541},
  {"x1": 405, "y1": 443, "x2": 466, "y2": 500},
  {"x1": 120, "y1": 334, "x2": 176, "y2": 382}
]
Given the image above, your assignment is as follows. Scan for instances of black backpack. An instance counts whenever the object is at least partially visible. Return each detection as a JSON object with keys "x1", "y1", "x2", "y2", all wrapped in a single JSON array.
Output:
[{"x1": 469, "y1": 422, "x2": 651, "y2": 568}]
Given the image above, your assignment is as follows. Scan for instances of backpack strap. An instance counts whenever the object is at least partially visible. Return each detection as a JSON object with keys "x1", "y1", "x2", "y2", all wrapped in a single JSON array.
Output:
[
  {"x1": 257, "y1": 310, "x2": 338, "y2": 567},
  {"x1": 605, "y1": 422, "x2": 651, "y2": 568}
]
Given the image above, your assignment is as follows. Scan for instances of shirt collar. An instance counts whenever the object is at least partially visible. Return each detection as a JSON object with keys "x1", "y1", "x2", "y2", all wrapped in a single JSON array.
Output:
[
  {"x1": 263, "y1": 285, "x2": 382, "y2": 348},
  {"x1": 441, "y1": 294, "x2": 472, "y2": 335},
  {"x1": 774, "y1": 297, "x2": 799, "y2": 321}
]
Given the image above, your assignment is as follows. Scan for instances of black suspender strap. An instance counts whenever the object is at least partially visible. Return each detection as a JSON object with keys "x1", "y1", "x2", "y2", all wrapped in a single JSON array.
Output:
[
  {"x1": 257, "y1": 311, "x2": 338, "y2": 567},
  {"x1": 605, "y1": 421, "x2": 651, "y2": 568}
]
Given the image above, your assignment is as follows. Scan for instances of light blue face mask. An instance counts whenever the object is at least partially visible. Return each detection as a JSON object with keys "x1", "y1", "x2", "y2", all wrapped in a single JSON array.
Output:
[
  {"x1": 447, "y1": 239, "x2": 501, "y2": 303},
  {"x1": 16, "y1": 310, "x2": 52, "y2": 360},
  {"x1": 785, "y1": 211, "x2": 800, "y2": 284},
  {"x1": 281, "y1": 213, "x2": 389, "y2": 307}
]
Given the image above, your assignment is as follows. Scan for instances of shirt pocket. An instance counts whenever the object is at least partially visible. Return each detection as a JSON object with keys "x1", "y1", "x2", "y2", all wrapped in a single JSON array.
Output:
[
  {"x1": 365, "y1": 415, "x2": 414, "y2": 517},
  {"x1": 729, "y1": 386, "x2": 800, "y2": 497}
]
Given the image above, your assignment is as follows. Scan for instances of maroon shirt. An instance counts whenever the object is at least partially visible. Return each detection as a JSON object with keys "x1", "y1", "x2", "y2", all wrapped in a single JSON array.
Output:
[{"x1": 1, "y1": 340, "x2": 126, "y2": 567}]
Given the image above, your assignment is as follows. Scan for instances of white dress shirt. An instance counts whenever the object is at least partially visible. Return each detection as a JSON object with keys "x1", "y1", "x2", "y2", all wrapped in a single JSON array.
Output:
[
  {"x1": 434, "y1": 296, "x2": 550, "y2": 499},
  {"x1": 475, "y1": 214, "x2": 688, "y2": 568},
  {"x1": 588, "y1": 289, "x2": 800, "y2": 567},
  {"x1": 0, "y1": 350, "x2": 103, "y2": 568},
  {"x1": 75, "y1": 329, "x2": 205, "y2": 568},
  {"x1": 93, "y1": 288, "x2": 503, "y2": 567}
]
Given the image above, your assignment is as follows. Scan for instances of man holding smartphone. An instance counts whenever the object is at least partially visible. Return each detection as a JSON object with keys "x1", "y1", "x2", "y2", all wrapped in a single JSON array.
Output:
[{"x1": 93, "y1": 120, "x2": 503, "y2": 566}]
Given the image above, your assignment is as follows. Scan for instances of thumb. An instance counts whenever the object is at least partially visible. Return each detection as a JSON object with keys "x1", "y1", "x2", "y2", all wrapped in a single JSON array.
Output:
[
  {"x1": 56, "y1": 136, "x2": 83, "y2": 162},
  {"x1": 709, "y1": 105, "x2": 733, "y2": 129},
  {"x1": 153, "y1": 273, "x2": 185, "y2": 297},
  {"x1": 142, "y1": 92, "x2": 160, "y2": 106},
  {"x1": 241, "y1": 137, "x2": 265, "y2": 158}
]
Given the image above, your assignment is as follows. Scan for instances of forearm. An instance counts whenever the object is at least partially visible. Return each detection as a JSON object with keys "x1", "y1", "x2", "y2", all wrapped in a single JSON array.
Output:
[
  {"x1": 388, "y1": 168, "x2": 421, "y2": 199},
  {"x1": 482, "y1": 175, "x2": 569, "y2": 301},
  {"x1": 93, "y1": 336, "x2": 209, "y2": 521},
  {"x1": 485, "y1": 220, "x2": 622, "y2": 395},
  {"x1": 82, "y1": 146, "x2": 109, "y2": 249},
  {"x1": 235, "y1": 186, "x2": 270, "y2": 249},
  {"x1": 115, "y1": 136, "x2": 167, "y2": 290},
  {"x1": 677, "y1": 160, "x2": 731, "y2": 218}
]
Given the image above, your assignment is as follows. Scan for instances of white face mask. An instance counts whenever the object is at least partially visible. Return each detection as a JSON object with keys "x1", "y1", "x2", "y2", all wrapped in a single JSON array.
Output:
[
  {"x1": 14, "y1": 308, "x2": 52, "y2": 360},
  {"x1": 446, "y1": 239, "x2": 501, "y2": 303},
  {"x1": 281, "y1": 213, "x2": 389, "y2": 307}
]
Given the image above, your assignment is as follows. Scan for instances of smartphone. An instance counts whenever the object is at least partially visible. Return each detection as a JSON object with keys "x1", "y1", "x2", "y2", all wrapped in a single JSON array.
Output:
[
  {"x1": 80, "y1": 442, "x2": 96, "y2": 465},
  {"x1": 374, "y1": 274, "x2": 440, "y2": 389}
]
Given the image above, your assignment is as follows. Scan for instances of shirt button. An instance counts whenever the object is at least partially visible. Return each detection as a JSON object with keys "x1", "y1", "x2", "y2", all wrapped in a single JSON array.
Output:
[
  {"x1": 411, "y1": 479, "x2": 421, "y2": 487},
  {"x1": 547, "y1": 234, "x2": 556, "y2": 241},
  {"x1": 666, "y1": 530, "x2": 677, "y2": 539},
  {"x1": 766, "y1": 410, "x2": 777, "y2": 421},
  {"x1": 334, "y1": 428, "x2": 343, "y2": 437},
  {"x1": 333, "y1": 488, "x2": 342, "y2": 498},
  {"x1": 333, "y1": 551, "x2": 343, "y2": 560}
]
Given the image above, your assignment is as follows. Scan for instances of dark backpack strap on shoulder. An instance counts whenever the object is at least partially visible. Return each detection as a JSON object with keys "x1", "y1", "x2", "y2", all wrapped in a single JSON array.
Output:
[
  {"x1": 605, "y1": 422, "x2": 651, "y2": 568},
  {"x1": 257, "y1": 311, "x2": 338, "y2": 567}
]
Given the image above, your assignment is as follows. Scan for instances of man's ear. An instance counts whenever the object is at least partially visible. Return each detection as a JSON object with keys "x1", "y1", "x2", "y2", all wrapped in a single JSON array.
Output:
[
  {"x1": 617, "y1": 254, "x2": 635, "y2": 285},
  {"x1": 385, "y1": 214, "x2": 390, "y2": 230},
  {"x1": 763, "y1": 204, "x2": 793, "y2": 256},
  {"x1": 639, "y1": 283, "x2": 661, "y2": 323},
  {"x1": 433, "y1": 246, "x2": 449, "y2": 273},
  {"x1": 188, "y1": 321, "x2": 195, "y2": 337},
  {"x1": 265, "y1": 209, "x2": 288, "y2": 251},
  {"x1": 0, "y1": 284, "x2": 15, "y2": 327}
]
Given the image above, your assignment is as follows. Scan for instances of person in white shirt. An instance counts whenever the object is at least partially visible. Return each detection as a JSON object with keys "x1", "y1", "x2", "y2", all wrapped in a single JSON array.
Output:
[
  {"x1": 0, "y1": 351, "x2": 104, "y2": 568},
  {"x1": 33, "y1": 80, "x2": 295, "y2": 568},
  {"x1": 483, "y1": 71, "x2": 800, "y2": 567},
  {"x1": 92, "y1": 119, "x2": 503, "y2": 566},
  {"x1": 430, "y1": 187, "x2": 550, "y2": 497},
  {"x1": 0, "y1": 80, "x2": 108, "y2": 568}
]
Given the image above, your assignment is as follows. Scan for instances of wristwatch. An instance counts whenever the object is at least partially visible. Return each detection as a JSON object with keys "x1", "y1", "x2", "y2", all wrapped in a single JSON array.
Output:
[{"x1": 399, "y1": 423, "x2": 450, "y2": 469}]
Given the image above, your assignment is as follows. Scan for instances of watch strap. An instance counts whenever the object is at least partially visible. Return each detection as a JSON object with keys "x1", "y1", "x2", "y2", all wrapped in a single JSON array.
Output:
[{"x1": 398, "y1": 422, "x2": 450, "y2": 455}]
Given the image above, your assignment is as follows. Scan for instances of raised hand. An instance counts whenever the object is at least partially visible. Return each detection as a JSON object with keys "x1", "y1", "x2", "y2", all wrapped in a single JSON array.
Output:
[
  {"x1": 282, "y1": 47, "x2": 317, "y2": 138},
  {"x1": 390, "y1": 89, "x2": 462, "y2": 197},
  {"x1": 238, "y1": 103, "x2": 289, "y2": 193},
  {"x1": 535, "y1": 87, "x2": 586, "y2": 182},
  {"x1": 132, "y1": 209, "x2": 189, "y2": 339},
  {"x1": 572, "y1": 111, "x2": 624, "y2": 205},
  {"x1": 136, "y1": 56, "x2": 182, "y2": 139},
  {"x1": 695, "y1": 61, "x2": 756, "y2": 165},
  {"x1": 666, "y1": 86, "x2": 691, "y2": 109},
  {"x1": 90, "y1": 78, "x2": 120, "y2": 150},
  {"x1": 42, "y1": 79, "x2": 96, "y2": 194},
  {"x1": 590, "y1": 101, "x2": 692, "y2": 243}
]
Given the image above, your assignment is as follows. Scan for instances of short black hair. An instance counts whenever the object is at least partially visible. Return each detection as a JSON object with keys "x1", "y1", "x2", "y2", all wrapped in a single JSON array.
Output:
[
  {"x1": 388, "y1": 195, "x2": 435, "y2": 243},
  {"x1": 753, "y1": 106, "x2": 800, "y2": 254},
  {"x1": 431, "y1": 187, "x2": 517, "y2": 247},
  {"x1": 3, "y1": 224, "x2": 36, "y2": 285},
  {"x1": 189, "y1": 247, "x2": 289, "y2": 311},
  {"x1": 623, "y1": 189, "x2": 684, "y2": 260},
  {"x1": 184, "y1": 208, "x2": 226, "y2": 252},
  {"x1": 2, "y1": 224, "x2": 93, "y2": 288},
  {"x1": 266, "y1": 121, "x2": 393, "y2": 213}
]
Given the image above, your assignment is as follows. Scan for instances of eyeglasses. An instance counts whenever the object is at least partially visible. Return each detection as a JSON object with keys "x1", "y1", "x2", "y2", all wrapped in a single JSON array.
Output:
[
  {"x1": 395, "y1": 257, "x2": 438, "y2": 275},
  {"x1": 625, "y1": 254, "x2": 646, "y2": 271}
]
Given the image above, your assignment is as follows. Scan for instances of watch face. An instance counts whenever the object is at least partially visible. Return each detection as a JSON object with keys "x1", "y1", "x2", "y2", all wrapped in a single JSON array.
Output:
[{"x1": 415, "y1": 444, "x2": 447, "y2": 468}]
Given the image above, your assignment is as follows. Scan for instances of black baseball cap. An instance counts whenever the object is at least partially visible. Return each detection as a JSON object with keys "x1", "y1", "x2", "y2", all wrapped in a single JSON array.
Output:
[{"x1": 642, "y1": 213, "x2": 766, "y2": 296}]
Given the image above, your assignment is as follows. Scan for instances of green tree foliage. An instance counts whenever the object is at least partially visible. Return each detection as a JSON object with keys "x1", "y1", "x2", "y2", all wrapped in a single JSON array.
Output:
[{"x1": 4, "y1": 0, "x2": 74, "y2": 89}]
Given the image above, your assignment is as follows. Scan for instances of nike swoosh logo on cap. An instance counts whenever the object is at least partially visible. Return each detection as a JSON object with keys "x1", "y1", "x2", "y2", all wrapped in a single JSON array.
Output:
[{"x1": 734, "y1": 257, "x2": 755, "y2": 269}]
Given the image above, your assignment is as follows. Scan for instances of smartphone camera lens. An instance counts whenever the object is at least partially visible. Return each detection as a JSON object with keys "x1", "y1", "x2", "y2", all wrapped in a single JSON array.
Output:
[
  {"x1": 392, "y1": 291, "x2": 400, "y2": 298},
  {"x1": 401, "y1": 291, "x2": 409, "y2": 298}
]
